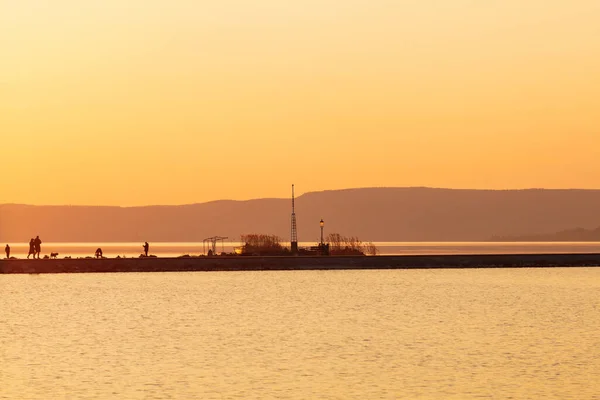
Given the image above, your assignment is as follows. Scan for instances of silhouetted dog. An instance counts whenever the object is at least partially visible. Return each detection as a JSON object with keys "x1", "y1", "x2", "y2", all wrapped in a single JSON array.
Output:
[{"x1": 50, "y1": 252, "x2": 59, "y2": 259}]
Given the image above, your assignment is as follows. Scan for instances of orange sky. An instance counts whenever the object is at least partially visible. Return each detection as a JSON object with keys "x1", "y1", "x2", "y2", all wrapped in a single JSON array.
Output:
[{"x1": 1, "y1": 0, "x2": 599, "y2": 206}]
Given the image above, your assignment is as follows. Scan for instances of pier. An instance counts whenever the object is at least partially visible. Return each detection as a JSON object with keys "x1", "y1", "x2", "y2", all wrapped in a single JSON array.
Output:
[{"x1": 2, "y1": 253, "x2": 600, "y2": 274}]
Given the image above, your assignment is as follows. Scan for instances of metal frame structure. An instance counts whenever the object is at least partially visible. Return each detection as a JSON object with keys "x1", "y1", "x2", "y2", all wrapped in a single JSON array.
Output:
[{"x1": 203, "y1": 236, "x2": 228, "y2": 255}]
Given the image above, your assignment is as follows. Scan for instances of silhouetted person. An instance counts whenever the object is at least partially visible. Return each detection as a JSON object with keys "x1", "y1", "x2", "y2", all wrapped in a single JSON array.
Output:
[
  {"x1": 95, "y1": 248, "x2": 103, "y2": 258},
  {"x1": 28, "y1": 239, "x2": 35, "y2": 259},
  {"x1": 5, "y1": 244, "x2": 10, "y2": 259},
  {"x1": 143, "y1": 242, "x2": 149, "y2": 257},
  {"x1": 34, "y1": 236, "x2": 42, "y2": 259}
]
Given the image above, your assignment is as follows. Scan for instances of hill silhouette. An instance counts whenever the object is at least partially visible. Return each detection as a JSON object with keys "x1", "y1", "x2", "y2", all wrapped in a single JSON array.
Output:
[{"x1": 2, "y1": 187, "x2": 600, "y2": 243}]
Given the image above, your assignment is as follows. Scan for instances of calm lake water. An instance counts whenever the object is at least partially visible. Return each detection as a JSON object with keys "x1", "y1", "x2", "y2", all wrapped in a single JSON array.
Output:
[
  {"x1": 4, "y1": 241, "x2": 600, "y2": 258},
  {"x1": 1, "y1": 268, "x2": 599, "y2": 399}
]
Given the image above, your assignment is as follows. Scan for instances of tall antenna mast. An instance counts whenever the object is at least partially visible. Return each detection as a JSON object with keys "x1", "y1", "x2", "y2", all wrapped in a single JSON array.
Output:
[{"x1": 290, "y1": 184, "x2": 298, "y2": 255}]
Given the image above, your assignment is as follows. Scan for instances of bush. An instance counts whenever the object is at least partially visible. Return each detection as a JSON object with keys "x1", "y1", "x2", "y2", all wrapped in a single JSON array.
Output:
[
  {"x1": 326, "y1": 233, "x2": 378, "y2": 256},
  {"x1": 241, "y1": 234, "x2": 285, "y2": 256}
]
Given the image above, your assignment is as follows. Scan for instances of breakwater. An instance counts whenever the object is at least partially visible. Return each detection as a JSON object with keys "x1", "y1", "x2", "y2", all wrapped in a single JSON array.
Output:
[{"x1": 2, "y1": 253, "x2": 600, "y2": 274}]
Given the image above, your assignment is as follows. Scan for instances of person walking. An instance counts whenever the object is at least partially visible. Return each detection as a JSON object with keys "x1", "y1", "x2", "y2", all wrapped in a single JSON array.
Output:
[
  {"x1": 143, "y1": 242, "x2": 149, "y2": 257},
  {"x1": 5, "y1": 244, "x2": 10, "y2": 259},
  {"x1": 34, "y1": 236, "x2": 42, "y2": 259},
  {"x1": 27, "y1": 238, "x2": 35, "y2": 259}
]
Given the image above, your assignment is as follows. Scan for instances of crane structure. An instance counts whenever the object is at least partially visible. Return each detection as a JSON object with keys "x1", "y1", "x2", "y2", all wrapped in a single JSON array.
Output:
[
  {"x1": 203, "y1": 236, "x2": 228, "y2": 256},
  {"x1": 290, "y1": 184, "x2": 298, "y2": 255}
]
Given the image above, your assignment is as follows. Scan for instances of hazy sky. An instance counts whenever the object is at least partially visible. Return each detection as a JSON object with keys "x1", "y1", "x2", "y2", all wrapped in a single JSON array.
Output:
[{"x1": 1, "y1": 0, "x2": 599, "y2": 206}]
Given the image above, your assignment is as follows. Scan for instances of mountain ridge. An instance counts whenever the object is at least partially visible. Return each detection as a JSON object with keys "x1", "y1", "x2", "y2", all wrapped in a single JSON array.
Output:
[{"x1": 2, "y1": 187, "x2": 600, "y2": 243}]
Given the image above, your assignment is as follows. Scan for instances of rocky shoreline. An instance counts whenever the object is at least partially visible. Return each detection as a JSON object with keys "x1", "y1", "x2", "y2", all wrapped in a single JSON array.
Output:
[{"x1": 2, "y1": 253, "x2": 600, "y2": 274}]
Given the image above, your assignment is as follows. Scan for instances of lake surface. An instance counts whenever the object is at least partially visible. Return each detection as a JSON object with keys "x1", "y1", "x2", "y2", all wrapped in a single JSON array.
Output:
[
  {"x1": 4, "y1": 241, "x2": 600, "y2": 258},
  {"x1": 1, "y1": 268, "x2": 599, "y2": 399}
]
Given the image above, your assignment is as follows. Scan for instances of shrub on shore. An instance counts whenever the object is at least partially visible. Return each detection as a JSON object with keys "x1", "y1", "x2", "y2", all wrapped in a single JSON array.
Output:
[
  {"x1": 241, "y1": 234, "x2": 287, "y2": 256},
  {"x1": 326, "y1": 233, "x2": 378, "y2": 256}
]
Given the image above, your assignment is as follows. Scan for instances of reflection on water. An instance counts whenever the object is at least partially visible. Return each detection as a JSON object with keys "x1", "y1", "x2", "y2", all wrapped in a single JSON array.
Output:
[
  {"x1": 1, "y1": 269, "x2": 599, "y2": 399},
  {"x1": 3, "y1": 241, "x2": 600, "y2": 258}
]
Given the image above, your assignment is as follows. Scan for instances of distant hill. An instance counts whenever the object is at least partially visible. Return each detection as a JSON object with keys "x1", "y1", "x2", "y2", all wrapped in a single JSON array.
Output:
[{"x1": 2, "y1": 187, "x2": 600, "y2": 243}]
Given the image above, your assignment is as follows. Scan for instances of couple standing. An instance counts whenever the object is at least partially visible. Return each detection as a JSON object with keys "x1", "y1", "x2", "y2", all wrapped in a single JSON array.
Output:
[{"x1": 27, "y1": 236, "x2": 42, "y2": 259}]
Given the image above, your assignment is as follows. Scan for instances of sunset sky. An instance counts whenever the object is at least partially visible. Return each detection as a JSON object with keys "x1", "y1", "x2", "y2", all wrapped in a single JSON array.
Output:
[{"x1": 1, "y1": 0, "x2": 599, "y2": 206}]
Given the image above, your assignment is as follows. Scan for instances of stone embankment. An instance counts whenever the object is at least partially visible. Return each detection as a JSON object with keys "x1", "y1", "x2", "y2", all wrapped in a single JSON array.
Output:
[{"x1": 2, "y1": 254, "x2": 600, "y2": 274}]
